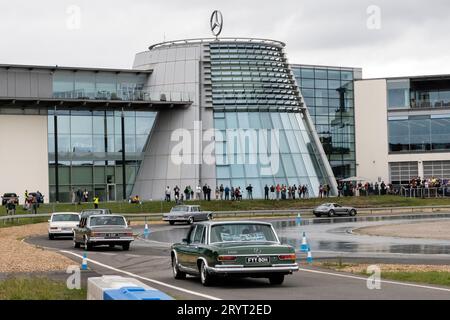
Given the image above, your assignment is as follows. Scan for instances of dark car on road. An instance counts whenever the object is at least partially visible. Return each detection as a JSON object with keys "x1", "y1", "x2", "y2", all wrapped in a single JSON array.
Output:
[
  {"x1": 1, "y1": 193, "x2": 19, "y2": 206},
  {"x1": 313, "y1": 203, "x2": 357, "y2": 217},
  {"x1": 73, "y1": 214, "x2": 134, "y2": 251},
  {"x1": 171, "y1": 221, "x2": 298, "y2": 286}
]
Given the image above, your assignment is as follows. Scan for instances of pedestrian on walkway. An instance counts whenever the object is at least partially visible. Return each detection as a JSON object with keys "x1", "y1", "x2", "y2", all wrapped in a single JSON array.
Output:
[{"x1": 93, "y1": 195, "x2": 99, "y2": 209}]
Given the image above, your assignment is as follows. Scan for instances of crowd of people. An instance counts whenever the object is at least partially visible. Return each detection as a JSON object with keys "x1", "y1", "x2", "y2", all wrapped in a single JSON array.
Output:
[
  {"x1": 163, "y1": 183, "x2": 321, "y2": 202},
  {"x1": 336, "y1": 181, "x2": 396, "y2": 197},
  {"x1": 408, "y1": 177, "x2": 443, "y2": 189}
]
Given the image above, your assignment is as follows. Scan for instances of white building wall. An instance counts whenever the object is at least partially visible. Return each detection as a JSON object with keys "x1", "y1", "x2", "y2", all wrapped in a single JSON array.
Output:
[
  {"x1": 355, "y1": 78, "x2": 450, "y2": 184},
  {"x1": 0, "y1": 115, "x2": 49, "y2": 202},
  {"x1": 132, "y1": 44, "x2": 214, "y2": 200},
  {"x1": 354, "y1": 79, "x2": 390, "y2": 183}
]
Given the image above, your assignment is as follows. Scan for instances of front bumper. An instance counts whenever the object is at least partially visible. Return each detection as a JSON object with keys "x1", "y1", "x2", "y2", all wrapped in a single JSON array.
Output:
[
  {"x1": 48, "y1": 229, "x2": 74, "y2": 235},
  {"x1": 207, "y1": 263, "x2": 299, "y2": 274},
  {"x1": 162, "y1": 216, "x2": 189, "y2": 222}
]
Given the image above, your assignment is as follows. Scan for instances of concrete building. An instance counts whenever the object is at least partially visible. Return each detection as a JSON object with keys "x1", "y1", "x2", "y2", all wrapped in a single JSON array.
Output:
[
  {"x1": 0, "y1": 38, "x2": 339, "y2": 203},
  {"x1": 355, "y1": 75, "x2": 450, "y2": 187}
]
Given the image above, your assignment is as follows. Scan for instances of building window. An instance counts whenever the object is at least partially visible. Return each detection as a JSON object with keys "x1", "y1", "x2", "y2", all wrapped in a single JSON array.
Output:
[{"x1": 387, "y1": 79, "x2": 410, "y2": 109}]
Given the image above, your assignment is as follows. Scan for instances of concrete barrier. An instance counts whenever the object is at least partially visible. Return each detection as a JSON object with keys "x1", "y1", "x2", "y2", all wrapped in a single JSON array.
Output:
[{"x1": 87, "y1": 275, "x2": 173, "y2": 300}]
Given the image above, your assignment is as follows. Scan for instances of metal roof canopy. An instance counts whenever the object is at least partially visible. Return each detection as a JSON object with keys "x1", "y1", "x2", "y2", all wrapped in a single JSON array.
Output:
[
  {"x1": 0, "y1": 63, "x2": 152, "y2": 74},
  {"x1": 0, "y1": 97, "x2": 191, "y2": 111}
]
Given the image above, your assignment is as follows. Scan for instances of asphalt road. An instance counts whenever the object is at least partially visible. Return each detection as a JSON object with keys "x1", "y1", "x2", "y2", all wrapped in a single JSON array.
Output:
[{"x1": 27, "y1": 214, "x2": 450, "y2": 300}]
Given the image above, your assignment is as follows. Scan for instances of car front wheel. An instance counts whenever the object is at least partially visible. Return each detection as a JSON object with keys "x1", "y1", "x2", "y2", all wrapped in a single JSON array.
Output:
[
  {"x1": 349, "y1": 209, "x2": 356, "y2": 216},
  {"x1": 122, "y1": 243, "x2": 130, "y2": 251},
  {"x1": 172, "y1": 257, "x2": 186, "y2": 280},
  {"x1": 84, "y1": 237, "x2": 93, "y2": 251},
  {"x1": 48, "y1": 234, "x2": 54, "y2": 240},
  {"x1": 207, "y1": 214, "x2": 213, "y2": 220},
  {"x1": 328, "y1": 210, "x2": 335, "y2": 217},
  {"x1": 187, "y1": 217, "x2": 194, "y2": 225},
  {"x1": 200, "y1": 261, "x2": 214, "y2": 286},
  {"x1": 269, "y1": 274, "x2": 285, "y2": 285},
  {"x1": 169, "y1": 221, "x2": 175, "y2": 225},
  {"x1": 314, "y1": 213, "x2": 321, "y2": 218}
]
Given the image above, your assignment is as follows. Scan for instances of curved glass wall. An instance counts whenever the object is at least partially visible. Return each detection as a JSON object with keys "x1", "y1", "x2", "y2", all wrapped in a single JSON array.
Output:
[
  {"x1": 48, "y1": 110, "x2": 156, "y2": 202},
  {"x1": 209, "y1": 42, "x2": 301, "y2": 111},
  {"x1": 210, "y1": 42, "x2": 333, "y2": 198},
  {"x1": 214, "y1": 111, "x2": 327, "y2": 198}
]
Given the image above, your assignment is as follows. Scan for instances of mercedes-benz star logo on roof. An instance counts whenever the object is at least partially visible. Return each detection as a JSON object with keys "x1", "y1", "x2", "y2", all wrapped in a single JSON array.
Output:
[{"x1": 210, "y1": 10, "x2": 223, "y2": 38}]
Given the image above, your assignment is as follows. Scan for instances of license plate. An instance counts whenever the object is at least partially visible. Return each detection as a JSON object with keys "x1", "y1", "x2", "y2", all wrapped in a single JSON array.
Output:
[
  {"x1": 246, "y1": 256, "x2": 270, "y2": 263},
  {"x1": 105, "y1": 233, "x2": 119, "y2": 239}
]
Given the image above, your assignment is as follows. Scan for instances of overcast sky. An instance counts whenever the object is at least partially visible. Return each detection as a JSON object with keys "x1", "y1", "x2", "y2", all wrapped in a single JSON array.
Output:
[{"x1": 1, "y1": 0, "x2": 449, "y2": 78}]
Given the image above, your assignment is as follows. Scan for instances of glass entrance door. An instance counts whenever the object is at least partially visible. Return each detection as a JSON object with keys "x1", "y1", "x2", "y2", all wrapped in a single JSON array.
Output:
[{"x1": 107, "y1": 184, "x2": 116, "y2": 202}]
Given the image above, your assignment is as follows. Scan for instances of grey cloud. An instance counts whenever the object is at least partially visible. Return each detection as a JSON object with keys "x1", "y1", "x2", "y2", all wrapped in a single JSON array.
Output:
[{"x1": 0, "y1": 0, "x2": 449, "y2": 78}]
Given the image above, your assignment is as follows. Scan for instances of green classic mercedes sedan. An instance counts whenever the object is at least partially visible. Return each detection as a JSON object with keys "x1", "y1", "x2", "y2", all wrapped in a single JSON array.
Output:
[{"x1": 171, "y1": 221, "x2": 299, "y2": 286}]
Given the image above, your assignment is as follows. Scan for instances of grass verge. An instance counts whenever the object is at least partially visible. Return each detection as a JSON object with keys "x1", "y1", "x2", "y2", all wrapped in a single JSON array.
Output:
[
  {"x1": 318, "y1": 261, "x2": 450, "y2": 287},
  {"x1": 2, "y1": 195, "x2": 450, "y2": 216},
  {"x1": 372, "y1": 271, "x2": 450, "y2": 287},
  {"x1": 0, "y1": 277, "x2": 86, "y2": 300}
]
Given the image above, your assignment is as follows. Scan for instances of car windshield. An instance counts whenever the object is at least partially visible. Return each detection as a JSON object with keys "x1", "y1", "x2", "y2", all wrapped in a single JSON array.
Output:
[
  {"x1": 321, "y1": 203, "x2": 332, "y2": 207},
  {"x1": 90, "y1": 216, "x2": 126, "y2": 227},
  {"x1": 171, "y1": 206, "x2": 189, "y2": 212},
  {"x1": 52, "y1": 214, "x2": 79, "y2": 222},
  {"x1": 82, "y1": 210, "x2": 106, "y2": 215},
  {"x1": 210, "y1": 224, "x2": 277, "y2": 243}
]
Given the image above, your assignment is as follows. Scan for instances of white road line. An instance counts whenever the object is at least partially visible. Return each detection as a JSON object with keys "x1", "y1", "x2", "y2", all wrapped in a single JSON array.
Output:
[
  {"x1": 60, "y1": 250, "x2": 221, "y2": 300},
  {"x1": 298, "y1": 267, "x2": 450, "y2": 293}
]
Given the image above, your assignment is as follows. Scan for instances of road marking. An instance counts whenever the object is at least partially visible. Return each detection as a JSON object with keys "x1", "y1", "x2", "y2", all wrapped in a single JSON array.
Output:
[
  {"x1": 298, "y1": 267, "x2": 450, "y2": 292},
  {"x1": 60, "y1": 250, "x2": 221, "y2": 300}
]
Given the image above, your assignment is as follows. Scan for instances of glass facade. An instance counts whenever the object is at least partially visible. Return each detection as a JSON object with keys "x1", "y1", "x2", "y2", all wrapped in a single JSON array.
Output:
[
  {"x1": 387, "y1": 77, "x2": 450, "y2": 110},
  {"x1": 214, "y1": 112, "x2": 328, "y2": 198},
  {"x1": 53, "y1": 70, "x2": 147, "y2": 101},
  {"x1": 48, "y1": 110, "x2": 156, "y2": 202},
  {"x1": 388, "y1": 114, "x2": 450, "y2": 153},
  {"x1": 209, "y1": 42, "x2": 334, "y2": 197},
  {"x1": 292, "y1": 65, "x2": 358, "y2": 179},
  {"x1": 209, "y1": 42, "x2": 301, "y2": 111}
]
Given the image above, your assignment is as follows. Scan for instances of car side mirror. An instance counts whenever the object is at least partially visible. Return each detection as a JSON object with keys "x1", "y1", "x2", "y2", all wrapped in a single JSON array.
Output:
[
  {"x1": 127, "y1": 220, "x2": 131, "y2": 226},
  {"x1": 48, "y1": 219, "x2": 51, "y2": 223},
  {"x1": 182, "y1": 238, "x2": 189, "y2": 244}
]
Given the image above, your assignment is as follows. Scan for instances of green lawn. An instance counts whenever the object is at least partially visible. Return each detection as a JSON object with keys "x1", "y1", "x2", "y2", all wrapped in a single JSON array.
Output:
[
  {"x1": 375, "y1": 271, "x2": 450, "y2": 287},
  {"x1": 1, "y1": 195, "x2": 450, "y2": 216},
  {"x1": 0, "y1": 277, "x2": 86, "y2": 300}
]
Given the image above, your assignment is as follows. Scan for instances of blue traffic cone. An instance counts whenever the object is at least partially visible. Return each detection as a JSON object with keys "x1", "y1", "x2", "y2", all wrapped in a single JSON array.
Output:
[
  {"x1": 300, "y1": 232, "x2": 308, "y2": 252},
  {"x1": 295, "y1": 213, "x2": 302, "y2": 225},
  {"x1": 143, "y1": 223, "x2": 150, "y2": 238},
  {"x1": 306, "y1": 247, "x2": 313, "y2": 264},
  {"x1": 81, "y1": 252, "x2": 88, "y2": 270}
]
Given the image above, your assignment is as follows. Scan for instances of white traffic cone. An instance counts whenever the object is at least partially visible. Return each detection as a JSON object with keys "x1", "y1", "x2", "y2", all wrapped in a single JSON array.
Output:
[
  {"x1": 300, "y1": 232, "x2": 308, "y2": 252},
  {"x1": 296, "y1": 213, "x2": 302, "y2": 225},
  {"x1": 81, "y1": 252, "x2": 88, "y2": 270},
  {"x1": 143, "y1": 223, "x2": 150, "y2": 238},
  {"x1": 306, "y1": 247, "x2": 313, "y2": 264}
]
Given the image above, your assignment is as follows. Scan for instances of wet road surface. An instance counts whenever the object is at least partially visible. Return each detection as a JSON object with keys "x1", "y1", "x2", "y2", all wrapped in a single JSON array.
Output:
[{"x1": 26, "y1": 213, "x2": 450, "y2": 300}]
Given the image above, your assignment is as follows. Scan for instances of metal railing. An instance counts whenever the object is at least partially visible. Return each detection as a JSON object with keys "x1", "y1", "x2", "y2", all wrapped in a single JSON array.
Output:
[{"x1": 400, "y1": 187, "x2": 450, "y2": 198}]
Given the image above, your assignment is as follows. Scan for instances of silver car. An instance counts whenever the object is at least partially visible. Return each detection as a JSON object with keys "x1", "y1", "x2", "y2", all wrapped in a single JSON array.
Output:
[
  {"x1": 313, "y1": 203, "x2": 357, "y2": 217},
  {"x1": 163, "y1": 205, "x2": 213, "y2": 225}
]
